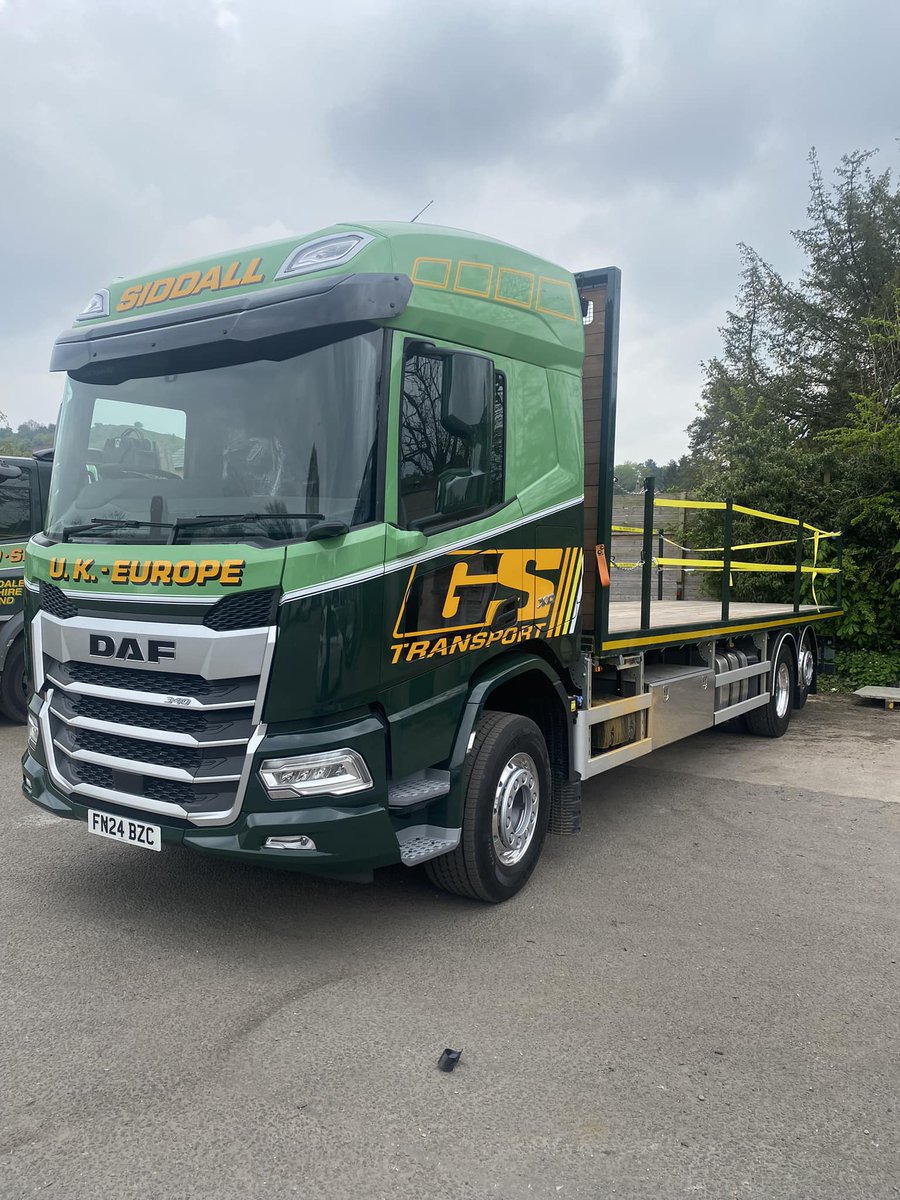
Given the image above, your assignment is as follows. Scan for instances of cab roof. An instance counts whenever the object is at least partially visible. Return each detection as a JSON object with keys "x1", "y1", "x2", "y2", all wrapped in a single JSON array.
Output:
[{"x1": 72, "y1": 221, "x2": 585, "y2": 371}]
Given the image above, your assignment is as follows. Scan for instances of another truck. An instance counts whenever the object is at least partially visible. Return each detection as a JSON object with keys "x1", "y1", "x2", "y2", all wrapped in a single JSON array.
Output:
[
  {"x1": 21, "y1": 223, "x2": 842, "y2": 900},
  {"x1": 0, "y1": 450, "x2": 52, "y2": 723}
]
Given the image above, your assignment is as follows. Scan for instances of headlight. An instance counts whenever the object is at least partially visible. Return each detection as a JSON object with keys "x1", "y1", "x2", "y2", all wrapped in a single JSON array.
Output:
[
  {"x1": 27, "y1": 711, "x2": 39, "y2": 749},
  {"x1": 259, "y1": 749, "x2": 373, "y2": 798}
]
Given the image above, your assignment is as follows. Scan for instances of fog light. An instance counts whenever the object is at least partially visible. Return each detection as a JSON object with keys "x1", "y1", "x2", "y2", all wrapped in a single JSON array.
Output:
[
  {"x1": 259, "y1": 749, "x2": 372, "y2": 798},
  {"x1": 27, "y1": 711, "x2": 39, "y2": 749},
  {"x1": 265, "y1": 835, "x2": 318, "y2": 851}
]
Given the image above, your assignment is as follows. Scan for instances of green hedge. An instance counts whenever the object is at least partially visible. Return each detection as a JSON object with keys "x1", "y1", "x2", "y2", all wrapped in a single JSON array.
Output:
[{"x1": 832, "y1": 649, "x2": 900, "y2": 691}]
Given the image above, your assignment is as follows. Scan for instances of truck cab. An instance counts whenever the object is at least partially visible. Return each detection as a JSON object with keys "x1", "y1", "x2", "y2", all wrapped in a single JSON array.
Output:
[
  {"x1": 0, "y1": 450, "x2": 52, "y2": 722},
  {"x1": 22, "y1": 223, "x2": 590, "y2": 899}
]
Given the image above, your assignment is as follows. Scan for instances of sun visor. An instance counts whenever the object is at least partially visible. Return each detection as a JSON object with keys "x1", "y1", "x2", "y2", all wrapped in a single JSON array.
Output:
[{"x1": 51, "y1": 273, "x2": 412, "y2": 373}]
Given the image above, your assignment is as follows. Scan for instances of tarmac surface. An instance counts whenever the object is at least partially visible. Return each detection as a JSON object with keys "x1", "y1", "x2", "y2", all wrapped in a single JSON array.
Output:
[{"x1": 2, "y1": 694, "x2": 898, "y2": 1199}]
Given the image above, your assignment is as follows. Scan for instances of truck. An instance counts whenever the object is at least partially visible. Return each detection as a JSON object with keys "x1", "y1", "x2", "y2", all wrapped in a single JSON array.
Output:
[
  {"x1": 0, "y1": 450, "x2": 52, "y2": 723},
  {"x1": 21, "y1": 222, "x2": 842, "y2": 901}
]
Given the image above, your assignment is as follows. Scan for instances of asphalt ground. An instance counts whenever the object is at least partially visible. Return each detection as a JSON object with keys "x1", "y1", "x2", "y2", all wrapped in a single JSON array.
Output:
[{"x1": 1, "y1": 694, "x2": 898, "y2": 1199}]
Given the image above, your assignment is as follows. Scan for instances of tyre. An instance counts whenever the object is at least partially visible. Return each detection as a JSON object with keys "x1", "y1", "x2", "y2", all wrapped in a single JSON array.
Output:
[
  {"x1": 425, "y1": 711, "x2": 552, "y2": 903},
  {"x1": 0, "y1": 637, "x2": 27, "y2": 724},
  {"x1": 794, "y1": 631, "x2": 815, "y2": 709},
  {"x1": 746, "y1": 640, "x2": 794, "y2": 738}
]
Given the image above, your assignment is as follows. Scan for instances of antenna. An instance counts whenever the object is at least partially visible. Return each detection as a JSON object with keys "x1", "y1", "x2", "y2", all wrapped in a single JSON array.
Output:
[{"x1": 410, "y1": 200, "x2": 434, "y2": 223}]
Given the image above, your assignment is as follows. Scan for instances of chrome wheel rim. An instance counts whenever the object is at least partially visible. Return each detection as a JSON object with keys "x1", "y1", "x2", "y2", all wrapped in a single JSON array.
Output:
[
  {"x1": 799, "y1": 642, "x2": 814, "y2": 688},
  {"x1": 492, "y1": 752, "x2": 540, "y2": 866},
  {"x1": 775, "y1": 661, "x2": 791, "y2": 718}
]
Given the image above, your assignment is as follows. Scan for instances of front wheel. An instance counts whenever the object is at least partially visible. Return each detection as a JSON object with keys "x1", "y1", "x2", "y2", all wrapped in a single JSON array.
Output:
[
  {"x1": 746, "y1": 641, "x2": 794, "y2": 738},
  {"x1": 425, "y1": 711, "x2": 551, "y2": 902},
  {"x1": 0, "y1": 637, "x2": 27, "y2": 724}
]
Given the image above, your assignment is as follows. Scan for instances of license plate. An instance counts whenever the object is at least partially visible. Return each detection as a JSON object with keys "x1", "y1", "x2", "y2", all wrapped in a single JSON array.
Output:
[{"x1": 87, "y1": 809, "x2": 162, "y2": 852}]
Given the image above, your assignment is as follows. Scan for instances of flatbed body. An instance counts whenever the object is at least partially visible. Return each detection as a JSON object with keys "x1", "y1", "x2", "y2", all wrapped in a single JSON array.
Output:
[{"x1": 604, "y1": 600, "x2": 841, "y2": 652}]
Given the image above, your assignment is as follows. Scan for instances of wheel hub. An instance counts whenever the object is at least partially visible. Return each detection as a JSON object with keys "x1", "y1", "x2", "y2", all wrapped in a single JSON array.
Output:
[
  {"x1": 775, "y1": 660, "x2": 791, "y2": 718},
  {"x1": 492, "y1": 752, "x2": 540, "y2": 866}
]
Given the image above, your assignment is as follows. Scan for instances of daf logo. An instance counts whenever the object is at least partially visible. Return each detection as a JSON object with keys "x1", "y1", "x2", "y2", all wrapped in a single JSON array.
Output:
[{"x1": 88, "y1": 634, "x2": 177, "y2": 663}]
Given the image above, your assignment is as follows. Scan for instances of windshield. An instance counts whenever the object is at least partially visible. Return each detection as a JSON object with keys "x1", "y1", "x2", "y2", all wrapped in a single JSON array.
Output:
[{"x1": 46, "y1": 330, "x2": 383, "y2": 543}]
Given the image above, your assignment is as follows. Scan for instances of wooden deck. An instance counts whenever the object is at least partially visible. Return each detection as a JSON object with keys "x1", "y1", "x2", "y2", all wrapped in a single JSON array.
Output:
[{"x1": 603, "y1": 599, "x2": 841, "y2": 650}]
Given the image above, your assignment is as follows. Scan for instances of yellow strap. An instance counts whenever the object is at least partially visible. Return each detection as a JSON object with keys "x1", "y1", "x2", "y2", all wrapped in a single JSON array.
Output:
[
  {"x1": 661, "y1": 535, "x2": 799, "y2": 553},
  {"x1": 611, "y1": 524, "x2": 643, "y2": 534},
  {"x1": 731, "y1": 504, "x2": 799, "y2": 526},
  {"x1": 655, "y1": 557, "x2": 839, "y2": 574},
  {"x1": 655, "y1": 498, "x2": 727, "y2": 511}
]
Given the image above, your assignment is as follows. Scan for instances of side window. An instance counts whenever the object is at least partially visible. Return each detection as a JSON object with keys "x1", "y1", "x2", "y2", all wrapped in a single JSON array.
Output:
[
  {"x1": 0, "y1": 472, "x2": 31, "y2": 542},
  {"x1": 398, "y1": 345, "x2": 505, "y2": 529}
]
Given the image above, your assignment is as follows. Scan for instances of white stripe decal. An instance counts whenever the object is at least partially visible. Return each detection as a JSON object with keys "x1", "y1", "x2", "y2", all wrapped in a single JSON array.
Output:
[
  {"x1": 280, "y1": 496, "x2": 584, "y2": 605},
  {"x1": 567, "y1": 579, "x2": 583, "y2": 634}
]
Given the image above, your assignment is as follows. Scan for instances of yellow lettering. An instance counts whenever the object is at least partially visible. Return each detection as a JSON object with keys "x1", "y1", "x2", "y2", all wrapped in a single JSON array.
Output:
[
  {"x1": 111, "y1": 561, "x2": 130, "y2": 584},
  {"x1": 407, "y1": 641, "x2": 430, "y2": 661},
  {"x1": 450, "y1": 634, "x2": 472, "y2": 655},
  {"x1": 470, "y1": 631, "x2": 488, "y2": 651},
  {"x1": 128, "y1": 561, "x2": 151, "y2": 584},
  {"x1": 138, "y1": 282, "x2": 153, "y2": 307},
  {"x1": 170, "y1": 271, "x2": 202, "y2": 299},
  {"x1": 389, "y1": 644, "x2": 404, "y2": 664},
  {"x1": 146, "y1": 277, "x2": 175, "y2": 305},
  {"x1": 195, "y1": 560, "x2": 220, "y2": 584},
  {"x1": 49, "y1": 557, "x2": 66, "y2": 580},
  {"x1": 442, "y1": 557, "x2": 499, "y2": 620},
  {"x1": 172, "y1": 561, "x2": 197, "y2": 585},
  {"x1": 116, "y1": 285, "x2": 143, "y2": 313},
  {"x1": 427, "y1": 637, "x2": 449, "y2": 658},
  {"x1": 149, "y1": 561, "x2": 173, "y2": 585},
  {"x1": 240, "y1": 256, "x2": 265, "y2": 285},
  {"x1": 219, "y1": 559, "x2": 245, "y2": 587},
  {"x1": 193, "y1": 265, "x2": 222, "y2": 295},
  {"x1": 220, "y1": 261, "x2": 244, "y2": 289}
]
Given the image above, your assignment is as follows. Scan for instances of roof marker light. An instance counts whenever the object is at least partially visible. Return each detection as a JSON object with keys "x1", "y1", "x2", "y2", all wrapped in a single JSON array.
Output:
[
  {"x1": 76, "y1": 289, "x2": 110, "y2": 321},
  {"x1": 274, "y1": 232, "x2": 374, "y2": 280}
]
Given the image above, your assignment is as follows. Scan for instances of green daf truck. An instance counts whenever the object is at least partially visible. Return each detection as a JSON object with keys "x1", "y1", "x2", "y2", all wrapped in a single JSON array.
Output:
[
  {"x1": 0, "y1": 450, "x2": 52, "y2": 723},
  {"x1": 21, "y1": 222, "x2": 842, "y2": 901}
]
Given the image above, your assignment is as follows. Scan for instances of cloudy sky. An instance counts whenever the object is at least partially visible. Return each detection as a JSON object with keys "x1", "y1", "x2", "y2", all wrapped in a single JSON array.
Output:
[{"x1": 1, "y1": 0, "x2": 898, "y2": 460}]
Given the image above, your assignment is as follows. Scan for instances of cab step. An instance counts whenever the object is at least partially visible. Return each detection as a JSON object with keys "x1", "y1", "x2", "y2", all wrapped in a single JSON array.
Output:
[{"x1": 388, "y1": 769, "x2": 451, "y2": 810}]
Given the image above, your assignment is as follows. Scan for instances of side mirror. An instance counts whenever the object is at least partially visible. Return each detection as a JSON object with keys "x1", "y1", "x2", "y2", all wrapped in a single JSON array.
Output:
[
  {"x1": 435, "y1": 467, "x2": 488, "y2": 517},
  {"x1": 441, "y1": 353, "x2": 491, "y2": 441},
  {"x1": 0, "y1": 464, "x2": 22, "y2": 479}
]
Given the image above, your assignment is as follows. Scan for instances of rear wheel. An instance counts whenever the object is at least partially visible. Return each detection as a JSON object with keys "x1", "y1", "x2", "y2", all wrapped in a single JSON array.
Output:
[
  {"x1": 0, "y1": 638, "x2": 27, "y2": 724},
  {"x1": 794, "y1": 631, "x2": 815, "y2": 709},
  {"x1": 425, "y1": 711, "x2": 551, "y2": 903},
  {"x1": 746, "y1": 641, "x2": 794, "y2": 738}
]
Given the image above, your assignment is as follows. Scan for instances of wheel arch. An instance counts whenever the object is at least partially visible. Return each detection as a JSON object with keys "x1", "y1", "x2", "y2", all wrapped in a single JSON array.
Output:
[
  {"x1": 0, "y1": 613, "x2": 25, "y2": 668},
  {"x1": 445, "y1": 652, "x2": 581, "y2": 835},
  {"x1": 768, "y1": 629, "x2": 797, "y2": 694}
]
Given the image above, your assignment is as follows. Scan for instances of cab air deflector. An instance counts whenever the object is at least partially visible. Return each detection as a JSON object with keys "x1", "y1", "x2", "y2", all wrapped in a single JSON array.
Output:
[{"x1": 50, "y1": 273, "x2": 412, "y2": 373}]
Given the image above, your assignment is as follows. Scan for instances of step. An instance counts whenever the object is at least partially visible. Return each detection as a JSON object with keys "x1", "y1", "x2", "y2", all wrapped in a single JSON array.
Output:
[
  {"x1": 388, "y1": 769, "x2": 451, "y2": 809},
  {"x1": 396, "y1": 824, "x2": 461, "y2": 866}
]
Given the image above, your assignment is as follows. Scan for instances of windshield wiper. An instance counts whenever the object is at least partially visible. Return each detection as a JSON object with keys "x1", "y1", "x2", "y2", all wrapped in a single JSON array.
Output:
[
  {"x1": 170, "y1": 512, "x2": 325, "y2": 543},
  {"x1": 61, "y1": 518, "x2": 176, "y2": 543}
]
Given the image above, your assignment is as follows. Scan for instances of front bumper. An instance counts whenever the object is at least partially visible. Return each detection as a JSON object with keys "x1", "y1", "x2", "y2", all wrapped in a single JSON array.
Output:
[{"x1": 22, "y1": 730, "x2": 403, "y2": 875}]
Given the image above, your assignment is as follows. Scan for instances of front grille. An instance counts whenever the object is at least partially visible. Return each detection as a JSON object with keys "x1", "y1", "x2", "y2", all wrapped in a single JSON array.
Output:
[
  {"x1": 42, "y1": 619, "x2": 266, "y2": 817},
  {"x1": 51, "y1": 659, "x2": 258, "y2": 708},
  {"x1": 70, "y1": 762, "x2": 227, "y2": 810},
  {"x1": 71, "y1": 728, "x2": 202, "y2": 773},
  {"x1": 204, "y1": 588, "x2": 278, "y2": 631},
  {"x1": 40, "y1": 581, "x2": 77, "y2": 620},
  {"x1": 70, "y1": 694, "x2": 209, "y2": 735},
  {"x1": 63, "y1": 660, "x2": 225, "y2": 696}
]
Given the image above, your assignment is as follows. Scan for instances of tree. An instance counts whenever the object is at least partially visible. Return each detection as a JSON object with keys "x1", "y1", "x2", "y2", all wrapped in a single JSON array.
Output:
[{"x1": 685, "y1": 149, "x2": 900, "y2": 648}]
